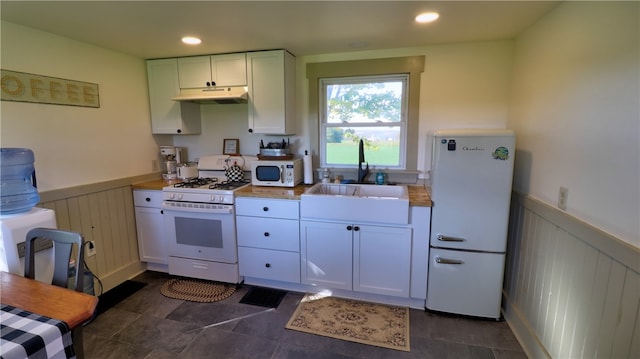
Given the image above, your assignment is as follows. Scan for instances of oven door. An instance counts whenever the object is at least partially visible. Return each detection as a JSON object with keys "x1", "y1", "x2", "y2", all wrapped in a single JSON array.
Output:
[{"x1": 164, "y1": 206, "x2": 237, "y2": 263}]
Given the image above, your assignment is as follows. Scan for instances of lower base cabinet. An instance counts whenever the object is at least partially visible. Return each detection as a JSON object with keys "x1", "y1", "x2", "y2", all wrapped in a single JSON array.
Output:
[
  {"x1": 236, "y1": 197, "x2": 300, "y2": 283},
  {"x1": 238, "y1": 247, "x2": 300, "y2": 282},
  {"x1": 133, "y1": 190, "x2": 167, "y2": 266},
  {"x1": 300, "y1": 221, "x2": 412, "y2": 297}
]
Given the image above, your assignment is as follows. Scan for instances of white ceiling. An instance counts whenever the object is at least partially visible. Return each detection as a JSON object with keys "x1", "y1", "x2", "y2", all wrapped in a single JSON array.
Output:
[{"x1": 1, "y1": 1, "x2": 560, "y2": 59}]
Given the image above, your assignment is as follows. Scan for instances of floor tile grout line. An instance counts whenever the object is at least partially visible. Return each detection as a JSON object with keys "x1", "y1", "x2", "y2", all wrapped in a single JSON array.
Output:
[{"x1": 187, "y1": 308, "x2": 276, "y2": 332}]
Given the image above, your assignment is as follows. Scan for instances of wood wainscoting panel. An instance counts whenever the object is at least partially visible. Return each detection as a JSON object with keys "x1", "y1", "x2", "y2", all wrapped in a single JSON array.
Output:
[
  {"x1": 503, "y1": 192, "x2": 640, "y2": 359},
  {"x1": 39, "y1": 174, "x2": 156, "y2": 293}
]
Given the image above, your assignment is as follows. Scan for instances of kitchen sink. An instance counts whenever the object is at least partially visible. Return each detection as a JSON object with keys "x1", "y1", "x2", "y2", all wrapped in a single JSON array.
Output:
[{"x1": 300, "y1": 183, "x2": 410, "y2": 224}]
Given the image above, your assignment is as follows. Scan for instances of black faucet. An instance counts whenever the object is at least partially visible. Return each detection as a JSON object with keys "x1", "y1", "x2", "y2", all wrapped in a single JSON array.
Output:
[{"x1": 357, "y1": 139, "x2": 369, "y2": 183}]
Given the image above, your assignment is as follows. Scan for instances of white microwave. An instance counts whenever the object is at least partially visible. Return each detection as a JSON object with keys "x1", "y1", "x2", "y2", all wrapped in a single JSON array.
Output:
[{"x1": 251, "y1": 158, "x2": 303, "y2": 187}]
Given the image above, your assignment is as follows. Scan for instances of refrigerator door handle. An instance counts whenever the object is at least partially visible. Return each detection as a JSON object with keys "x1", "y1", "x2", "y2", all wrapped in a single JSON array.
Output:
[
  {"x1": 437, "y1": 233, "x2": 466, "y2": 242},
  {"x1": 435, "y1": 256, "x2": 464, "y2": 265}
]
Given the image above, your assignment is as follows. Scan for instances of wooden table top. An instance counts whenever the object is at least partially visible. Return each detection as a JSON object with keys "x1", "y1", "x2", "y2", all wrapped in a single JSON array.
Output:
[{"x1": 0, "y1": 271, "x2": 98, "y2": 329}]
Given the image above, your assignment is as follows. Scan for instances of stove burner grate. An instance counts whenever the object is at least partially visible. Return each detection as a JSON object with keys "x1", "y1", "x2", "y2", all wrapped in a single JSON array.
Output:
[
  {"x1": 174, "y1": 178, "x2": 219, "y2": 188},
  {"x1": 209, "y1": 180, "x2": 249, "y2": 190}
]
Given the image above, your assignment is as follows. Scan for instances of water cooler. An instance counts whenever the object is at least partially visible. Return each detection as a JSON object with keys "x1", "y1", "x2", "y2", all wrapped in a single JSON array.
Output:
[{"x1": 0, "y1": 148, "x2": 57, "y2": 283}]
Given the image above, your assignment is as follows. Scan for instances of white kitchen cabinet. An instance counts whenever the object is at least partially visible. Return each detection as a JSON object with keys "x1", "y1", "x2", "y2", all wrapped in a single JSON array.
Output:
[
  {"x1": 177, "y1": 53, "x2": 247, "y2": 89},
  {"x1": 246, "y1": 50, "x2": 296, "y2": 135},
  {"x1": 300, "y1": 220, "x2": 412, "y2": 297},
  {"x1": 146, "y1": 58, "x2": 201, "y2": 134},
  {"x1": 353, "y1": 225, "x2": 412, "y2": 297},
  {"x1": 300, "y1": 221, "x2": 353, "y2": 290},
  {"x1": 236, "y1": 197, "x2": 300, "y2": 283},
  {"x1": 133, "y1": 190, "x2": 167, "y2": 268}
]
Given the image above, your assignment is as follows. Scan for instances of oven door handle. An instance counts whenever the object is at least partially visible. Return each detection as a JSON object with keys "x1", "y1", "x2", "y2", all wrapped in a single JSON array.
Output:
[{"x1": 162, "y1": 202, "x2": 234, "y2": 214}]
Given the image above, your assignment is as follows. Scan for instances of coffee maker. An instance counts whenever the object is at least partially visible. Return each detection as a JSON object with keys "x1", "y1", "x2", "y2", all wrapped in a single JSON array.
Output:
[{"x1": 160, "y1": 146, "x2": 182, "y2": 180}]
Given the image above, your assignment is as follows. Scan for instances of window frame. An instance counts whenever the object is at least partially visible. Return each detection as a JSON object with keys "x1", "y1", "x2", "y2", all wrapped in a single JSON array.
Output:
[
  {"x1": 319, "y1": 74, "x2": 409, "y2": 169},
  {"x1": 306, "y1": 56, "x2": 425, "y2": 173}
]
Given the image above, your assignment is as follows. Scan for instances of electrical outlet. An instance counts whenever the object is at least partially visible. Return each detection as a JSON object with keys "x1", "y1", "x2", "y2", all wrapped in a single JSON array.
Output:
[
  {"x1": 558, "y1": 186, "x2": 568, "y2": 210},
  {"x1": 151, "y1": 159, "x2": 160, "y2": 172},
  {"x1": 86, "y1": 240, "x2": 96, "y2": 257}
]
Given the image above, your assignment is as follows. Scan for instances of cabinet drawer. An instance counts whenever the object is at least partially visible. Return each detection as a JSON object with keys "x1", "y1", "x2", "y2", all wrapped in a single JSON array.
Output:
[
  {"x1": 133, "y1": 190, "x2": 163, "y2": 207},
  {"x1": 238, "y1": 247, "x2": 300, "y2": 283},
  {"x1": 236, "y1": 198, "x2": 299, "y2": 219},
  {"x1": 236, "y1": 217, "x2": 299, "y2": 251}
]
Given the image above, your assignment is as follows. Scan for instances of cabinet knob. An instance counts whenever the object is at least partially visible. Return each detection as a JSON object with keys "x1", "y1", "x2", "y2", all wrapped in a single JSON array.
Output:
[
  {"x1": 354, "y1": 226, "x2": 360, "y2": 231},
  {"x1": 346, "y1": 225, "x2": 352, "y2": 231},
  {"x1": 176, "y1": 129, "x2": 182, "y2": 134},
  {"x1": 265, "y1": 263, "x2": 271, "y2": 268},
  {"x1": 145, "y1": 197, "x2": 151, "y2": 202},
  {"x1": 248, "y1": 129, "x2": 254, "y2": 133},
  {"x1": 160, "y1": 210, "x2": 163, "y2": 214},
  {"x1": 263, "y1": 207, "x2": 269, "y2": 211},
  {"x1": 264, "y1": 232, "x2": 270, "y2": 237}
]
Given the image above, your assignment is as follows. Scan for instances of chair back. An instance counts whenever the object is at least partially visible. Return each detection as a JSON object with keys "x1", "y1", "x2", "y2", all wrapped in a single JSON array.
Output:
[{"x1": 24, "y1": 227, "x2": 85, "y2": 292}]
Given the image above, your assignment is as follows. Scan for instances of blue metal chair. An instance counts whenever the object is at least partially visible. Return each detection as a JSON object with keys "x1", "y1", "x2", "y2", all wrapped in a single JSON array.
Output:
[{"x1": 24, "y1": 227, "x2": 88, "y2": 359}]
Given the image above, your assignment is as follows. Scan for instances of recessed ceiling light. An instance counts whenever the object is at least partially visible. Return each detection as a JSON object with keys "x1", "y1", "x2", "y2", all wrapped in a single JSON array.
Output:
[
  {"x1": 415, "y1": 12, "x2": 439, "y2": 23},
  {"x1": 181, "y1": 36, "x2": 202, "y2": 45}
]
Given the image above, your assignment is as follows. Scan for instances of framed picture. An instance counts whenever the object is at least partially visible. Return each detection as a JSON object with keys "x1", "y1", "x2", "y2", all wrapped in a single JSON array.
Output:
[{"x1": 223, "y1": 139, "x2": 239, "y2": 155}]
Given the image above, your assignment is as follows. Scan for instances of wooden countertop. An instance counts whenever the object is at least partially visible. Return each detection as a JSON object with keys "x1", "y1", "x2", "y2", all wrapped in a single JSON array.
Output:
[
  {"x1": 1, "y1": 271, "x2": 98, "y2": 329},
  {"x1": 132, "y1": 180, "x2": 432, "y2": 206},
  {"x1": 237, "y1": 183, "x2": 432, "y2": 206},
  {"x1": 131, "y1": 179, "x2": 178, "y2": 190}
]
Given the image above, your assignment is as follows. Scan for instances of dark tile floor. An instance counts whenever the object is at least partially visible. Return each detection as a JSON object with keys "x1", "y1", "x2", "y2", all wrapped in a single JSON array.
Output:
[{"x1": 83, "y1": 271, "x2": 527, "y2": 359}]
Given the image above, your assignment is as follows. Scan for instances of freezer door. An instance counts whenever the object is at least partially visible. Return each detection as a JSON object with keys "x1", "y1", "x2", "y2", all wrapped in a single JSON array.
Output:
[
  {"x1": 426, "y1": 248, "x2": 505, "y2": 319},
  {"x1": 430, "y1": 131, "x2": 515, "y2": 252}
]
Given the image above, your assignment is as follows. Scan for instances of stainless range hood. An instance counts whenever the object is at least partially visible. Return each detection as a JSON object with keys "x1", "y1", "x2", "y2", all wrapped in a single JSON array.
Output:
[{"x1": 172, "y1": 86, "x2": 248, "y2": 104}]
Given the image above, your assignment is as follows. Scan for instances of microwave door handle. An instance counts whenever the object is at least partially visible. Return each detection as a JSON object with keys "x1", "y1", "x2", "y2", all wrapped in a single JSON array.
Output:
[{"x1": 280, "y1": 165, "x2": 285, "y2": 183}]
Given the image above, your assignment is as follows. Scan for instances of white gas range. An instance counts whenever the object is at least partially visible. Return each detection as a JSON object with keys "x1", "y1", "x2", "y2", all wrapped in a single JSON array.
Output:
[{"x1": 162, "y1": 154, "x2": 255, "y2": 283}]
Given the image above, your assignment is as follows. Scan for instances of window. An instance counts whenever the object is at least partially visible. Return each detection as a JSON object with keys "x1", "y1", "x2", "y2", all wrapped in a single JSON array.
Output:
[
  {"x1": 307, "y1": 56, "x2": 424, "y2": 172},
  {"x1": 320, "y1": 75, "x2": 408, "y2": 169}
]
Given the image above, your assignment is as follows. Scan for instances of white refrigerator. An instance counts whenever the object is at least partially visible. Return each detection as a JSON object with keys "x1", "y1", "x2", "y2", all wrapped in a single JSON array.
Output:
[{"x1": 426, "y1": 129, "x2": 515, "y2": 319}]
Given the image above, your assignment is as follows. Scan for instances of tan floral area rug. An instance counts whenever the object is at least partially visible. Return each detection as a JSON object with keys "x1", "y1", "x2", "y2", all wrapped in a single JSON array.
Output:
[
  {"x1": 160, "y1": 278, "x2": 236, "y2": 303},
  {"x1": 285, "y1": 293, "x2": 410, "y2": 352}
]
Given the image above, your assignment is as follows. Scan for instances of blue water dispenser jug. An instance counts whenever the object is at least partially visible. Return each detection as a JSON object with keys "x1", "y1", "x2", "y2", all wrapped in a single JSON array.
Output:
[{"x1": 0, "y1": 148, "x2": 40, "y2": 214}]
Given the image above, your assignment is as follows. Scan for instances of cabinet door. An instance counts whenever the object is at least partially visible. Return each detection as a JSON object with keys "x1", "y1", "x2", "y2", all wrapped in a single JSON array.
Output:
[
  {"x1": 146, "y1": 58, "x2": 201, "y2": 134},
  {"x1": 247, "y1": 50, "x2": 296, "y2": 134},
  {"x1": 213, "y1": 53, "x2": 247, "y2": 87},
  {"x1": 300, "y1": 221, "x2": 352, "y2": 290},
  {"x1": 134, "y1": 206, "x2": 167, "y2": 264},
  {"x1": 177, "y1": 56, "x2": 212, "y2": 88},
  {"x1": 353, "y1": 225, "x2": 412, "y2": 297}
]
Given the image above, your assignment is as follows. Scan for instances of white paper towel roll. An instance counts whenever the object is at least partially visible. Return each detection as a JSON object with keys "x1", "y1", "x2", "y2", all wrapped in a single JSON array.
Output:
[{"x1": 303, "y1": 151, "x2": 313, "y2": 184}]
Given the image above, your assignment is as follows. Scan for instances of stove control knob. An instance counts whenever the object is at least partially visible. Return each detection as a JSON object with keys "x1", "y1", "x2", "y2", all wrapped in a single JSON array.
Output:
[{"x1": 177, "y1": 194, "x2": 183, "y2": 200}]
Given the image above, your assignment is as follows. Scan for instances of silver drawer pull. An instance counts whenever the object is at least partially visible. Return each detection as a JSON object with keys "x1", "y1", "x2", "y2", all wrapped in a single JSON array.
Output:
[
  {"x1": 437, "y1": 234, "x2": 465, "y2": 242},
  {"x1": 435, "y1": 256, "x2": 464, "y2": 265}
]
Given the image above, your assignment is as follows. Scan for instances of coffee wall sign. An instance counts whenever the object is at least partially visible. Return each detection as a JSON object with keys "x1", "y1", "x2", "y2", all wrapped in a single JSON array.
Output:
[{"x1": 1, "y1": 69, "x2": 100, "y2": 108}]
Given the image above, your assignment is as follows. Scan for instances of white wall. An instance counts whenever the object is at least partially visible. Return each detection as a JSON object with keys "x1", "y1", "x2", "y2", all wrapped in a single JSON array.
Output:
[
  {"x1": 180, "y1": 41, "x2": 515, "y2": 178},
  {"x1": 508, "y1": 1, "x2": 640, "y2": 246},
  {"x1": 0, "y1": 21, "x2": 160, "y2": 191}
]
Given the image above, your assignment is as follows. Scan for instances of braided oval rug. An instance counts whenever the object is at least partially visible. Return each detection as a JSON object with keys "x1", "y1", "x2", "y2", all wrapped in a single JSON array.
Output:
[{"x1": 160, "y1": 278, "x2": 236, "y2": 303}]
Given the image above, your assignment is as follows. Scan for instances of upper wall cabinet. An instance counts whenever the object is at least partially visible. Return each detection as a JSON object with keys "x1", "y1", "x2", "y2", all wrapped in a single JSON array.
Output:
[
  {"x1": 247, "y1": 50, "x2": 296, "y2": 135},
  {"x1": 146, "y1": 58, "x2": 201, "y2": 134},
  {"x1": 178, "y1": 53, "x2": 247, "y2": 89}
]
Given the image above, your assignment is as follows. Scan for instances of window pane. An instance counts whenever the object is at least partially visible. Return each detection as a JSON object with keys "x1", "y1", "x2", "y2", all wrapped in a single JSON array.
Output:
[
  {"x1": 325, "y1": 127, "x2": 400, "y2": 166},
  {"x1": 326, "y1": 81, "x2": 403, "y2": 124}
]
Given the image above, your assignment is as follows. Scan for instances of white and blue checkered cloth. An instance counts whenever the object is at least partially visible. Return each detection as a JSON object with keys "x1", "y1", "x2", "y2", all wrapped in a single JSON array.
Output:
[{"x1": 0, "y1": 304, "x2": 75, "y2": 359}]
